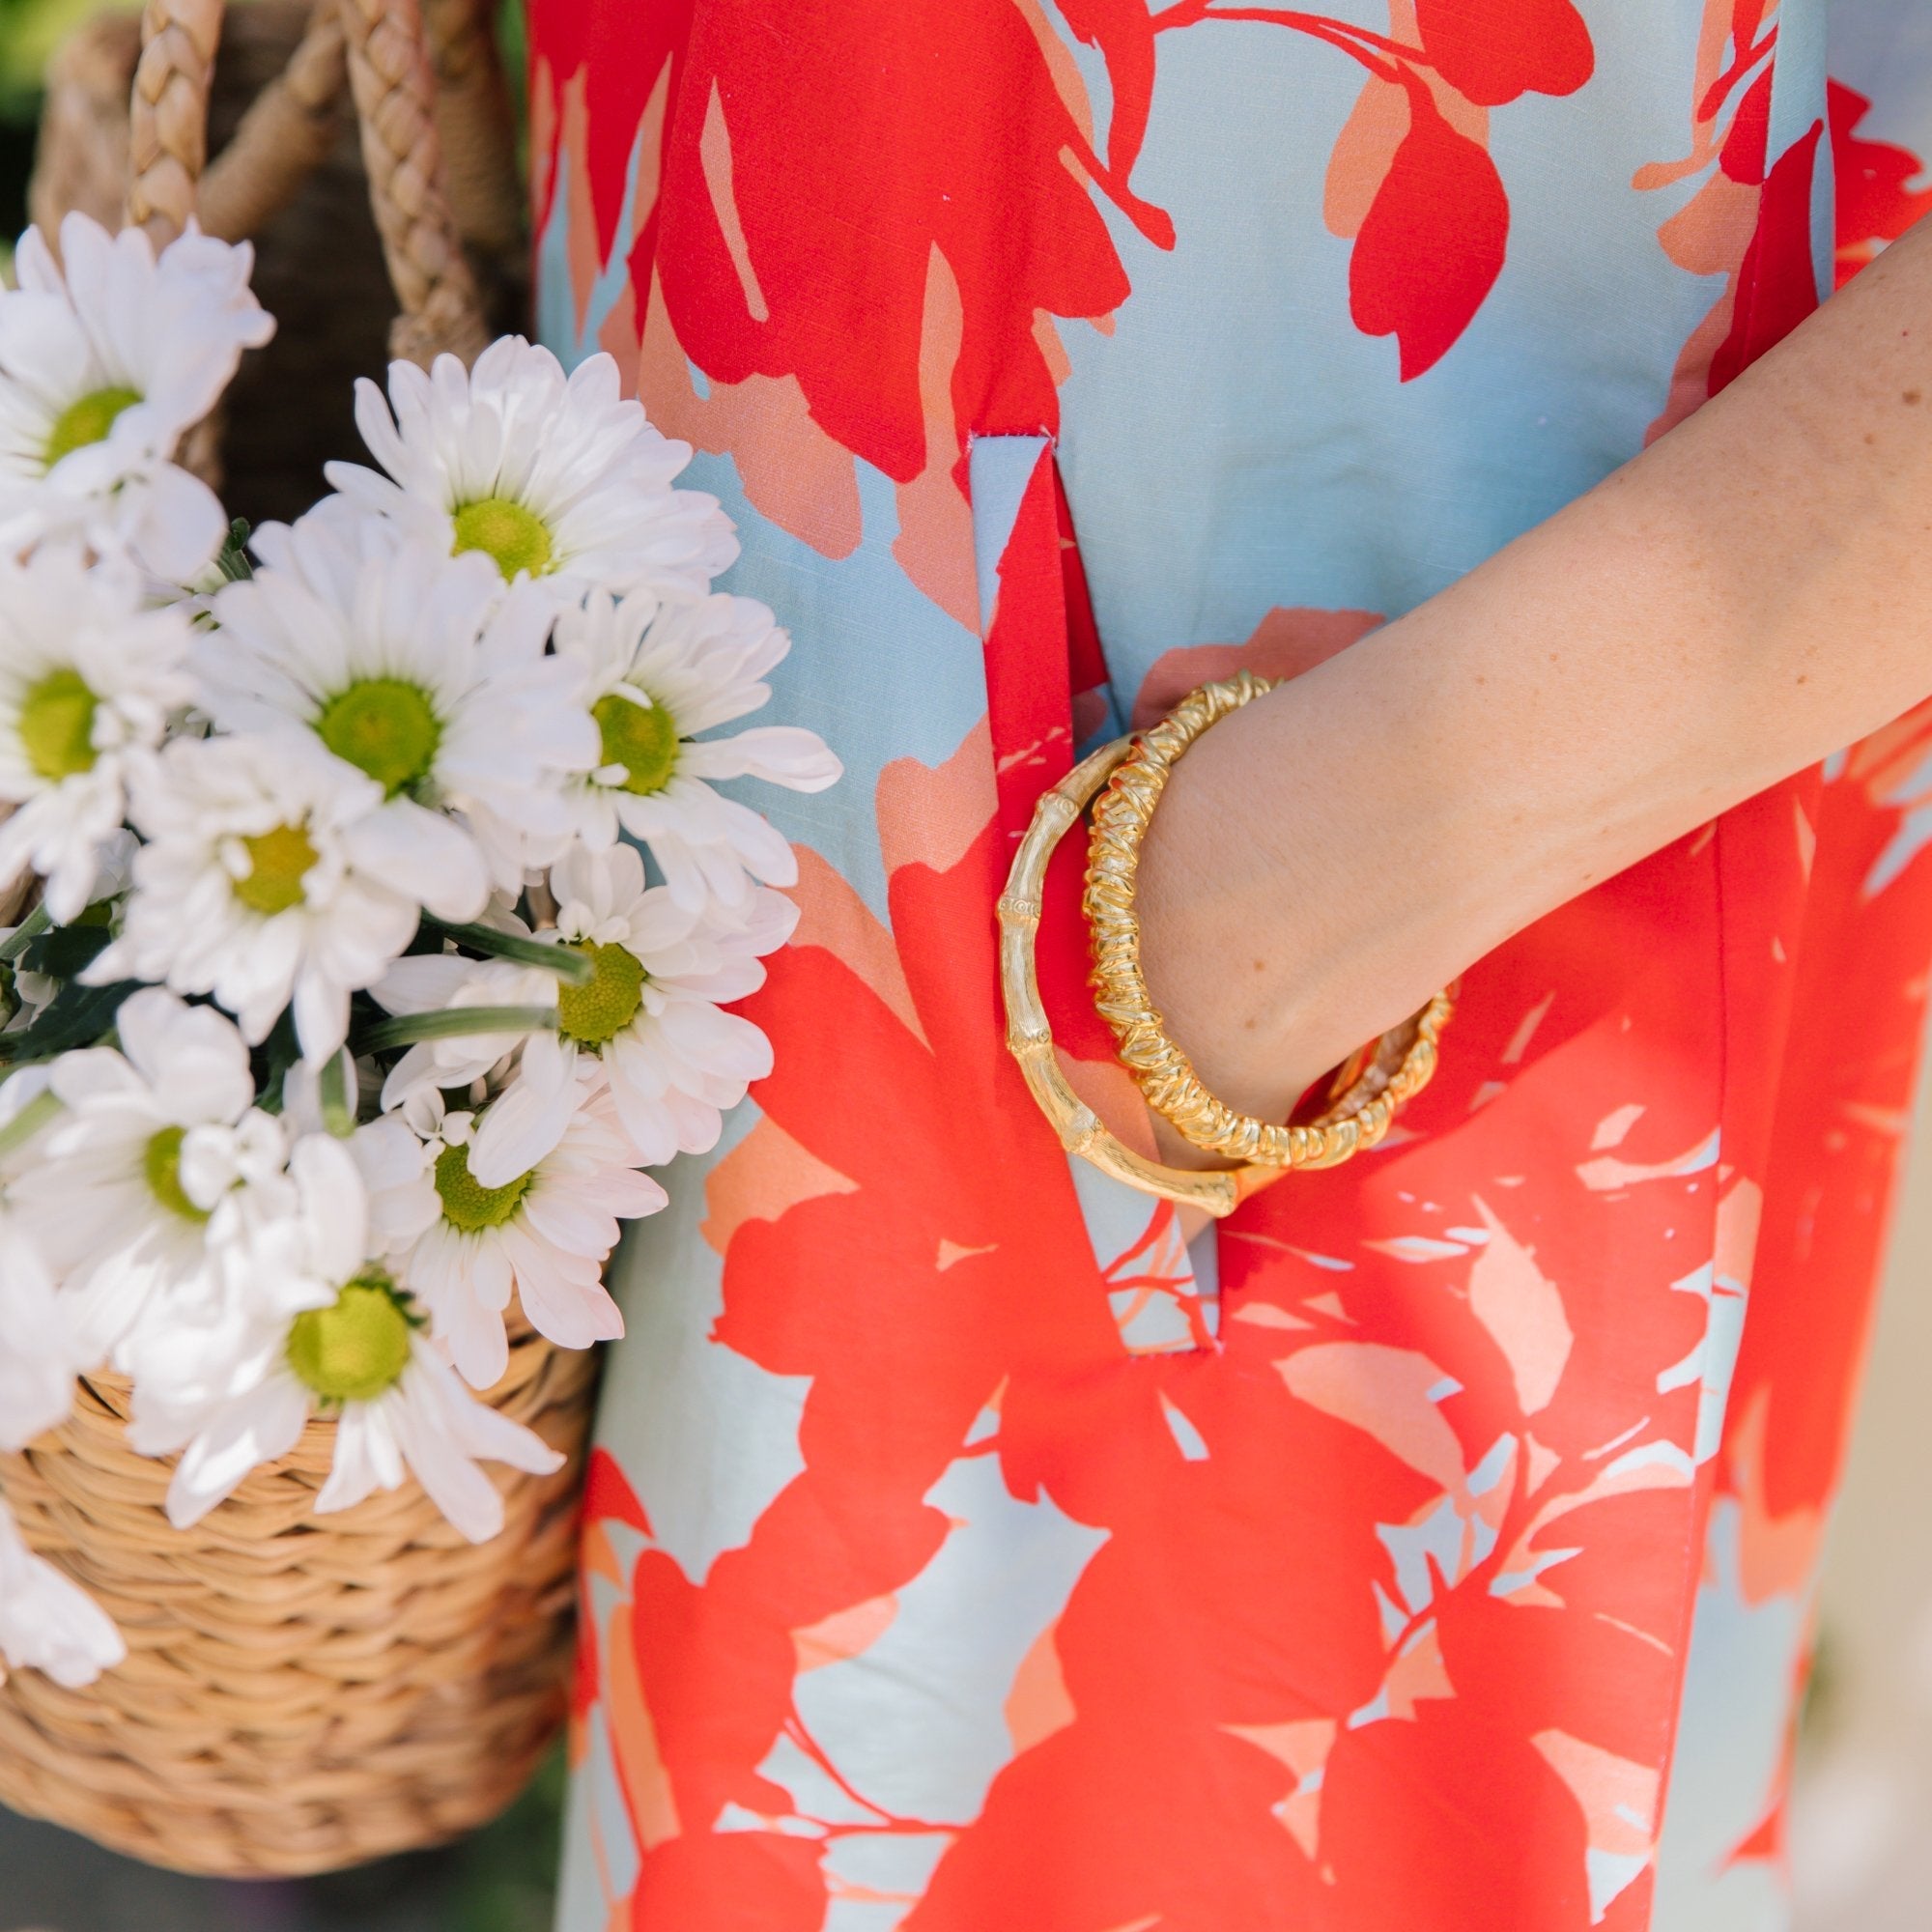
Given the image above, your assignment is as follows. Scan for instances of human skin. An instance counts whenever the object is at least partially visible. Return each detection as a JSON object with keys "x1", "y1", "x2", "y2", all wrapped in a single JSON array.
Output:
[{"x1": 1133, "y1": 212, "x2": 1932, "y2": 1167}]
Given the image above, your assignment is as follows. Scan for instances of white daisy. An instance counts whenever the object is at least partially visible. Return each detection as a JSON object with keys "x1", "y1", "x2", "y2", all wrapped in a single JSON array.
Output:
[
  {"x1": 0, "y1": 1200, "x2": 81, "y2": 1451},
  {"x1": 447, "y1": 840, "x2": 796, "y2": 1180},
  {"x1": 393, "y1": 1069, "x2": 663, "y2": 1390},
  {"x1": 199, "y1": 518, "x2": 597, "y2": 895},
  {"x1": 320, "y1": 337, "x2": 735, "y2": 604},
  {"x1": 280, "y1": 1049, "x2": 442, "y2": 1254},
  {"x1": 370, "y1": 952, "x2": 562, "y2": 1115},
  {"x1": 0, "y1": 1494, "x2": 125, "y2": 1689},
  {"x1": 117, "y1": 1127, "x2": 365, "y2": 1408},
  {"x1": 0, "y1": 1061, "x2": 56, "y2": 1179},
  {"x1": 0, "y1": 1065, "x2": 82, "y2": 1445},
  {"x1": 90, "y1": 730, "x2": 456, "y2": 1060},
  {"x1": 16, "y1": 989, "x2": 292, "y2": 1364},
  {"x1": 131, "y1": 1201, "x2": 566, "y2": 1544},
  {"x1": 0, "y1": 213, "x2": 273, "y2": 579},
  {"x1": 554, "y1": 588, "x2": 840, "y2": 908},
  {"x1": 0, "y1": 547, "x2": 193, "y2": 922}
]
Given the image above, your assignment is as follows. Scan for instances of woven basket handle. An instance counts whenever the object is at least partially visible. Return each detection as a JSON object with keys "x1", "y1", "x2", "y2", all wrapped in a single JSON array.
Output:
[
  {"x1": 197, "y1": 2, "x2": 349, "y2": 244},
  {"x1": 125, "y1": 0, "x2": 490, "y2": 366}
]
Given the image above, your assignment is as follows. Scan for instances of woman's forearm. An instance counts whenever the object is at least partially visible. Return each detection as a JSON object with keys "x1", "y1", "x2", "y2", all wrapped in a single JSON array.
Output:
[{"x1": 1135, "y1": 213, "x2": 1932, "y2": 1146}]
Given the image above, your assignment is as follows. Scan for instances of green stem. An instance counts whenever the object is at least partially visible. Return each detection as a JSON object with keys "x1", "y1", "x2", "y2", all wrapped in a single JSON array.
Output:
[
  {"x1": 423, "y1": 918, "x2": 594, "y2": 984},
  {"x1": 0, "y1": 1086, "x2": 62, "y2": 1160},
  {"x1": 0, "y1": 904, "x2": 52, "y2": 964},
  {"x1": 362, "y1": 1005, "x2": 557, "y2": 1053},
  {"x1": 318, "y1": 1049, "x2": 358, "y2": 1137}
]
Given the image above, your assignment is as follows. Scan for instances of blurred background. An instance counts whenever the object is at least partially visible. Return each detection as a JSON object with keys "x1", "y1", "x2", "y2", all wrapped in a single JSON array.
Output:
[
  {"x1": 5, "y1": 3, "x2": 1932, "y2": 1927},
  {"x1": 0, "y1": 1754, "x2": 565, "y2": 1931}
]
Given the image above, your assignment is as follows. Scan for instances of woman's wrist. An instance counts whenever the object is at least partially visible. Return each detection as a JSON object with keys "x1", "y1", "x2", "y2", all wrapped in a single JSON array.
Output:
[{"x1": 1132, "y1": 648, "x2": 1463, "y2": 1151}]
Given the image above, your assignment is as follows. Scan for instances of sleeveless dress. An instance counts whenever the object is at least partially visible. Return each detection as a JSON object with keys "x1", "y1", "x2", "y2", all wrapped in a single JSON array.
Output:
[{"x1": 526, "y1": 5, "x2": 1932, "y2": 1926}]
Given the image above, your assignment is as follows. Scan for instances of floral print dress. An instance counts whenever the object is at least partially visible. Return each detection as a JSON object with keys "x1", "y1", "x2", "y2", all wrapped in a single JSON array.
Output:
[{"x1": 527, "y1": 3, "x2": 1932, "y2": 1926}]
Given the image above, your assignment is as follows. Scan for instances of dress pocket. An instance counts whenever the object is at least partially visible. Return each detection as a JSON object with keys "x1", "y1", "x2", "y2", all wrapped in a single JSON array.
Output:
[{"x1": 970, "y1": 434, "x2": 1220, "y2": 1354}]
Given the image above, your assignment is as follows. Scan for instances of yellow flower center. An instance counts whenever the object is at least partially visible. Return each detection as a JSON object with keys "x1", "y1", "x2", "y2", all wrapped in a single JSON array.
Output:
[
  {"x1": 232, "y1": 822, "x2": 319, "y2": 916},
  {"x1": 317, "y1": 678, "x2": 440, "y2": 796},
  {"x1": 434, "y1": 1140, "x2": 535, "y2": 1232},
  {"x1": 451, "y1": 497, "x2": 554, "y2": 581},
  {"x1": 44, "y1": 384, "x2": 142, "y2": 469},
  {"x1": 555, "y1": 939, "x2": 645, "y2": 1047},
  {"x1": 143, "y1": 1123, "x2": 209, "y2": 1224},
  {"x1": 287, "y1": 1275, "x2": 412, "y2": 1404},
  {"x1": 592, "y1": 692, "x2": 680, "y2": 797},
  {"x1": 17, "y1": 667, "x2": 100, "y2": 781}
]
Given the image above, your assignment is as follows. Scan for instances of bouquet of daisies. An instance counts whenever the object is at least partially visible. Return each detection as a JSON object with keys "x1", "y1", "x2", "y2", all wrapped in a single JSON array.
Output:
[{"x1": 0, "y1": 213, "x2": 839, "y2": 1692}]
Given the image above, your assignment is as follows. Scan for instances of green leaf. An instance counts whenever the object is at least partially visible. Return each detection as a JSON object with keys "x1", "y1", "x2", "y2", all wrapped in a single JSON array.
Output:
[
  {"x1": 0, "y1": 976, "x2": 137, "y2": 1062},
  {"x1": 214, "y1": 517, "x2": 254, "y2": 582},
  {"x1": 249, "y1": 1005, "x2": 302, "y2": 1112},
  {"x1": 0, "y1": 901, "x2": 50, "y2": 964},
  {"x1": 20, "y1": 922, "x2": 111, "y2": 979}
]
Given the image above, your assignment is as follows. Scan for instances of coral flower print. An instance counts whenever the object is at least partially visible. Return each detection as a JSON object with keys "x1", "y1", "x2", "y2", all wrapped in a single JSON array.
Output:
[
  {"x1": 521, "y1": 0, "x2": 1932, "y2": 1926},
  {"x1": 322, "y1": 339, "x2": 736, "y2": 602},
  {"x1": 0, "y1": 213, "x2": 272, "y2": 577},
  {"x1": 554, "y1": 587, "x2": 841, "y2": 907},
  {"x1": 0, "y1": 547, "x2": 192, "y2": 923},
  {"x1": 199, "y1": 517, "x2": 597, "y2": 898}
]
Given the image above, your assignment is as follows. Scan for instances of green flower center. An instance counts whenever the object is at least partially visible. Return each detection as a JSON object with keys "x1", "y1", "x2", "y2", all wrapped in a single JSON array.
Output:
[
  {"x1": 18, "y1": 667, "x2": 99, "y2": 781},
  {"x1": 44, "y1": 384, "x2": 142, "y2": 469},
  {"x1": 317, "y1": 679, "x2": 440, "y2": 797},
  {"x1": 434, "y1": 1140, "x2": 535, "y2": 1232},
  {"x1": 555, "y1": 939, "x2": 645, "y2": 1047},
  {"x1": 451, "y1": 497, "x2": 554, "y2": 581},
  {"x1": 232, "y1": 821, "x2": 319, "y2": 915},
  {"x1": 144, "y1": 1124, "x2": 209, "y2": 1224},
  {"x1": 287, "y1": 1274, "x2": 413, "y2": 1404},
  {"x1": 592, "y1": 692, "x2": 680, "y2": 797}
]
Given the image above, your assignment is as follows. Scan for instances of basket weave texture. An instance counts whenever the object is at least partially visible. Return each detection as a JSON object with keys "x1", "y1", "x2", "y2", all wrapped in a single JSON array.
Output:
[{"x1": 0, "y1": 1322, "x2": 598, "y2": 1876}]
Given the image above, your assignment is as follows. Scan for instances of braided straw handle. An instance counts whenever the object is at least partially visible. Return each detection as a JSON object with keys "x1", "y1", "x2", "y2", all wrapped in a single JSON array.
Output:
[
  {"x1": 421, "y1": 0, "x2": 526, "y2": 265},
  {"x1": 197, "y1": 0, "x2": 349, "y2": 242},
  {"x1": 338, "y1": 0, "x2": 488, "y2": 364},
  {"x1": 126, "y1": 0, "x2": 222, "y2": 246},
  {"x1": 125, "y1": 0, "x2": 490, "y2": 367}
]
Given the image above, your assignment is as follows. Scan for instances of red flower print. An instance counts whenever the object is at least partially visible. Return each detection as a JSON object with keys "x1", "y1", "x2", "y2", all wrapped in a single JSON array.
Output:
[
  {"x1": 1350, "y1": 70, "x2": 1511, "y2": 380},
  {"x1": 1831, "y1": 80, "x2": 1932, "y2": 287},
  {"x1": 531, "y1": 0, "x2": 1170, "y2": 489},
  {"x1": 1412, "y1": 0, "x2": 1593, "y2": 108}
]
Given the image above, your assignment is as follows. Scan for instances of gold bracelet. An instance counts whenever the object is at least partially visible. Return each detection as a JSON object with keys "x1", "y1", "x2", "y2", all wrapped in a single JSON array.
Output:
[
  {"x1": 999, "y1": 736, "x2": 1261, "y2": 1217},
  {"x1": 1084, "y1": 671, "x2": 1451, "y2": 1168},
  {"x1": 998, "y1": 719, "x2": 1451, "y2": 1214}
]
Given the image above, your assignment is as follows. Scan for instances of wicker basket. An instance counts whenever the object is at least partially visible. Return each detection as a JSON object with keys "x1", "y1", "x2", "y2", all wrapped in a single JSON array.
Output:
[
  {"x1": 0, "y1": 0, "x2": 603, "y2": 1881},
  {"x1": 0, "y1": 1324, "x2": 597, "y2": 1876}
]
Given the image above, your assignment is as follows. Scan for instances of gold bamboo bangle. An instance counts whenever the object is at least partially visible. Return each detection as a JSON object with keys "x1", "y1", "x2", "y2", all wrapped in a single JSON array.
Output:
[
  {"x1": 998, "y1": 700, "x2": 1451, "y2": 1215},
  {"x1": 1001, "y1": 738, "x2": 1258, "y2": 1216},
  {"x1": 1083, "y1": 671, "x2": 1453, "y2": 1170}
]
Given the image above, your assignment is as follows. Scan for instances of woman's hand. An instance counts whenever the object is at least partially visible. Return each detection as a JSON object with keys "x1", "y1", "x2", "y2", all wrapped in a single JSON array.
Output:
[{"x1": 1134, "y1": 212, "x2": 1932, "y2": 1162}]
